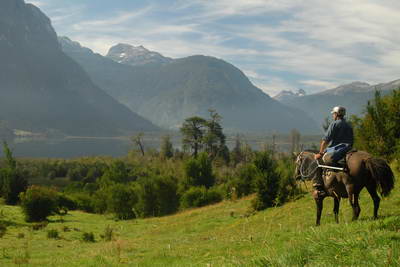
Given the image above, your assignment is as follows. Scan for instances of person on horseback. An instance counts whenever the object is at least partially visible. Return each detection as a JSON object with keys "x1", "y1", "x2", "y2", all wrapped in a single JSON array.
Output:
[{"x1": 313, "y1": 106, "x2": 354, "y2": 196}]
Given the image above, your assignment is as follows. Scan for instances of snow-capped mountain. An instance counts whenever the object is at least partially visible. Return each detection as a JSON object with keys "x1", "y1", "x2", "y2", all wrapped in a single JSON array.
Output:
[
  {"x1": 106, "y1": 43, "x2": 173, "y2": 66},
  {"x1": 274, "y1": 88, "x2": 306, "y2": 102}
]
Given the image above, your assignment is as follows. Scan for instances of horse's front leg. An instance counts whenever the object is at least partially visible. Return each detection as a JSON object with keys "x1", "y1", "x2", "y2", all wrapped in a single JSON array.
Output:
[
  {"x1": 333, "y1": 197, "x2": 340, "y2": 223},
  {"x1": 314, "y1": 197, "x2": 324, "y2": 226}
]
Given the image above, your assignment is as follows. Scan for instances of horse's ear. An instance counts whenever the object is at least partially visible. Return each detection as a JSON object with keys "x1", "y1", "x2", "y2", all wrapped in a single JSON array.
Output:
[{"x1": 292, "y1": 152, "x2": 298, "y2": 159}]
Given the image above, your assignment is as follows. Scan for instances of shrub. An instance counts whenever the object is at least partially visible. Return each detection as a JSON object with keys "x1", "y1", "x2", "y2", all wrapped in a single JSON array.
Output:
[
  {"x1": 251, "y1": 152, "x2": 280, "y2": 211},
  {"x1": 0, "y1": 223, "x2": 7, "y2": 238},
  {"x1": 57, "y1": 194, "x2": 77, "y2": 214},
  {"x1": 19, "y1": 186, "x2": 59, "y2": 222},
  {"x1": 31, "y1": 222, "x2": 48, "y2": 231},
  {"x1": 0, "y1": 142, "x2": 28, "y2": 205},
  {"x1": 69, "y1": 193, "x2": 95, "y2": 213},
  {"x1": 107, "y1": 184, "x2": 137, "y2": 220},
  {"x1": 180, "y1": 186, "x2": 223, "y2": 209},
  {"x1": 275, "y1": 157, "x2": 304, "y2": 205},
  {"x1": 82, "y1": 232, "x2": 95, "y2": 242},
  {"x1": 226, "y1": 164, "x2": 258, "y2": 199},
  {"x1": 182, "y1": 152, "x2": 215, "y2": 189},
  {"x1": 103, "y1": 225, "x2": 114, "y2": 241},
  {"x1": 47, "y1": 229, "x2": 59, "y2": 239},
  {"x1": 135, "y1": 175, "x2": 179, "y2": 218}
]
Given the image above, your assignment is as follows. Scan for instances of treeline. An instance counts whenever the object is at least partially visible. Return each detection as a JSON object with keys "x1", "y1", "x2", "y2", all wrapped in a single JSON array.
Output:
[
  {"x1": 351, "y1": 89, "x2": 400, "y2": 161},
  {"x1": 0, "y1": 111, "x2": 303, "y2": 222}
]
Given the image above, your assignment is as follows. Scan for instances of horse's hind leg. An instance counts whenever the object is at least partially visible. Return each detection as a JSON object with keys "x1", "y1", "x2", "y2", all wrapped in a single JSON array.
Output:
[
  {"x1": 333, "y1": 197, "x2": 340, "y2": 223},
  {"x1": 346, "y1": 185, "x2": 361, "y2": 221},
  {"x1": 366, "y1": 183, "x2": 380, "y2": 219},
  {"x1": 353, "y1": 193, "x2": 361, "y2": 220}
]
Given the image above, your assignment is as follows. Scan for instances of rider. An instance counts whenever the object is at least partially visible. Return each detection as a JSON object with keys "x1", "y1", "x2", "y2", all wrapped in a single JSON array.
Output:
[{"x1": 313, "y1": 106, "x2": 354, "y2": 195}]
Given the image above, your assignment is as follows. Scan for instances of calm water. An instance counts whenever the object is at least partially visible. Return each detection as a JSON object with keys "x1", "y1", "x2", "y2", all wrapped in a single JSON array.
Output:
[
  {"x1": 0, "y1": 136, "x2": 316, "y2": 159},
  {"x1": 1, "y1": 138, "x2": 136, "y2": 158}
]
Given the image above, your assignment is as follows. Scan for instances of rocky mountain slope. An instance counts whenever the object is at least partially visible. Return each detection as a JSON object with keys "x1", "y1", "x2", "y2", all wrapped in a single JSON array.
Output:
[
  {"x1": 106, "y1": 43, "x2": 173, "y2": 66},
  {"x1": 0, "y1": 0, "x2": 158, "y2": 136}
]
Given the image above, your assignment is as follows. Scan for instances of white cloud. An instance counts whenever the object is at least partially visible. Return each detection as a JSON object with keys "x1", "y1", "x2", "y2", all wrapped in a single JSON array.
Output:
[{"x1": 26, "y1": 0, "x2": 400, "y2": 93}]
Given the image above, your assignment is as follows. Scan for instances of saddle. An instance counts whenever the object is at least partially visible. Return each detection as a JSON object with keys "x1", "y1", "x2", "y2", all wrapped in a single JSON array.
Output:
[{"x1": 322, "y1": 149, "x2": 357, "y2": 172}]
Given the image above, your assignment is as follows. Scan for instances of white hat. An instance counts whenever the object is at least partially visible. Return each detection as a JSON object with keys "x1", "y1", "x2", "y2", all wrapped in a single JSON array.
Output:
[{"x1": 331, "y1": 106, "x2": 346, "y2": 116}]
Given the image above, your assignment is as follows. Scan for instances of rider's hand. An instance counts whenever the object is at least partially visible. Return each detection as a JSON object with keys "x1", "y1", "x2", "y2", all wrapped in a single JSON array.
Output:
[{"x1": 314, "y1": 153, "x2": 322, "y2": 160}]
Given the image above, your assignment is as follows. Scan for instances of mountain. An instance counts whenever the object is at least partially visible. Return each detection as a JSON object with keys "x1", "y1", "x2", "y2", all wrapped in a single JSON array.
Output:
[
  {"x1": 60, "y1": 38, "x2": 320, "y2": 133},
  {"x1": 106, "y1": 43, "x2": 173, "y2": 66},
  {"x1": 0, "y1": 0, "x2": 158, "y2": 136},
  {"x1": 276, "y1": 80, "x2": 400, "y2": 125},
  {"x1": 274, "y1": 89, "x2": 306, "y2": 103}
]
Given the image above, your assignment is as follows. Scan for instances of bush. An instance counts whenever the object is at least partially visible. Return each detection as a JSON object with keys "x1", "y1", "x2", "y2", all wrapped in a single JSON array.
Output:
[
  {"x1": 107, "y1": 184, "x2": 137, "y2": 220},
  {"x1": 251, "y1": 152, "x2": 280, "y2": 211},
  {"x1": 69, "y1": 193, "x2": 95, "y2": 213},
  {"x1": 226, "y1": 164, "x2": 258, "y2": 199},
  {"x1": 57, "y1": 194, "x2": 77, "y2": 214},
  {"x1": 19, "y1": 186, "x2": 59, "y2": 222},
  {"x1": 0, "y1": 142, "x2": 28, "y2": 205},
  {"x1": 102, "y1": 225, "x2": 114, "y2": 241},
  {"x1": 275, "y1": 157, "x2": 304, "y2": 205},
  {"x1": 47, "y1": 229, "x2": 59, "y2": 239},
  {"x1": 135, "y1": 175, "x2": 179, "y2": 218},
  {"x1": 82, "y1": 232, "x2": 95, "y2": 242},
  {"x1": 182, "y1": 152, "x2": 215, "y2": 189},
  {"x1": 180, "y1": 186, "x2": 223, "y2": 209},
  {"x1": 0, "y1": 223, "x2": 7, "y2": 238}
]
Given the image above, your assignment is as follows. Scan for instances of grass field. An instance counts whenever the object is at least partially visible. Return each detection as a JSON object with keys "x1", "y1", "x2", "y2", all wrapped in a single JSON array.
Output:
[{"x1": 0, "y1": 176, "x2": 399, "y2": 266}]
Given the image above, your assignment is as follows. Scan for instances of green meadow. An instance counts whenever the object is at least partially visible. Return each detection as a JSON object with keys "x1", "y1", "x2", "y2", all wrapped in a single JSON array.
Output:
[{"x1": 1, "y1": 174, "x2": 399, "y2": 266}]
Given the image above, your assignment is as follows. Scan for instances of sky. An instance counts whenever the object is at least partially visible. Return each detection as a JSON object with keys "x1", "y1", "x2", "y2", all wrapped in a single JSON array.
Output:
[{"x1": 26, "y1": 0, "x2": 400, "y2": 96}]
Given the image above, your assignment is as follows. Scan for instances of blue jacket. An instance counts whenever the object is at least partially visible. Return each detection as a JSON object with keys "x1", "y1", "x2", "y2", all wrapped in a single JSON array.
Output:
[{"x1": 323, "y1": 119, "x2": 354, "y2": 147}]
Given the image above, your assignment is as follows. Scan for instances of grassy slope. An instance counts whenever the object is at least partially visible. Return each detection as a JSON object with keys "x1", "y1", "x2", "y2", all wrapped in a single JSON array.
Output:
[{"x1": 1, "y1": 178, "x2": 399, "y2": 266}]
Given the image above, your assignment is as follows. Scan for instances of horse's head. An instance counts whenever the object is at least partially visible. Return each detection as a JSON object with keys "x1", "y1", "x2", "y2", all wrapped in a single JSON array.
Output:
[{"x1": 294, "y1": 151, "x2": 318, "y2": 181}]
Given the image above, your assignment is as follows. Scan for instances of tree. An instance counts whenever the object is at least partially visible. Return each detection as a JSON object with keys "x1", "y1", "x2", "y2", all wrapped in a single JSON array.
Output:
[
  {"x1": 352, "y1": 89, "x2": 400, "y2": 159},
  {"x1": 231, "y1": 134, "x2": 244, "y2": 166},
  {"x1": 131, "y1": 133, "x2": 145, "y2": 156},
  {"x1": 251, "y1": 151, "x2": 280, "y2": 211},
  {"x1": 180, "y1": 116, "x2": 207, "y2": 157},
  {"x1": 290, "y1": 129, "x2": 301, "y2": 154},
  {"x1": 182, "y1": 152, "x2": 215, "y2": 189},
  {"x1": 160, "y1": 135, "x2": 174, "y2": 159},
  {"x1": 203, "y1": 109, "x2": 226, "y2": 158},
  {"x1": 0, "y1": 142, "x2": 28, "y2": 204}
]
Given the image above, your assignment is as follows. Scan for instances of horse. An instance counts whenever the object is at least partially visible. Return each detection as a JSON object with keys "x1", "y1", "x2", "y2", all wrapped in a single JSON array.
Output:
[{"x1": 295, "y1": 150, "x2": 395, "y2": 226}]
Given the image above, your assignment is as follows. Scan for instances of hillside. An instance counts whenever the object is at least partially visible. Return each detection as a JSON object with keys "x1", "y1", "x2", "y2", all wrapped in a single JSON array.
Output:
[
  {"x1": 1, "y1": 167, "x2": 399, "y2": 266},
  {"x1": 60, "y1": 37, "x2": 320, "y2": 134},
  {"x1": 0, "y1": 0, "x2": 158, "y2": 136},
  {"x1": 275, "y1": 80, "x2": 400, "y2": 125}
]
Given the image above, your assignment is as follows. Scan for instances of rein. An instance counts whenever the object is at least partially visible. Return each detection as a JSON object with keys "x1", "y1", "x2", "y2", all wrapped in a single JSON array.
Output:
[{"x1": 297, "y1": 152, "x2": 320, "y2": 181}]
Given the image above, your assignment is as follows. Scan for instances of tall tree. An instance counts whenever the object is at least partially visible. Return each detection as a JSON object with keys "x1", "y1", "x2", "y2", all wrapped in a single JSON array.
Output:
[
  {"x1": 0, "y1": 142, "x2": 28, "y2": 204},
  {"x1": 290, "y1": 129, "x2": 301, "y2": 154},
  {"x1": 180, "y1": 116, "x2": 207, "y2": 157},
  {"x1": 131, "y1": 133, "x2": 145, "y2": 156},
  {"x1": 352, "y1": 89, "x2": 400, "y2": 159},
  {"x1": 160, "y1": 135, "x2": 174, "y2": 159},
  {"x1": 204, "y1": 109, "x2": 226, "y2": 158}
]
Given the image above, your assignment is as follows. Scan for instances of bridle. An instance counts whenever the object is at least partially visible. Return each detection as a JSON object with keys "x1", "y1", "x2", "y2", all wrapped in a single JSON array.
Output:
[{"x1": 295, "y1": 152, "x2": 320, "y2": 181}]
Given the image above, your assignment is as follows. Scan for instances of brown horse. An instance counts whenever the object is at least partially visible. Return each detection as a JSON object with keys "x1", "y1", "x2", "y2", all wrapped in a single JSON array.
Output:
[{"x1": 295, "y1": 150, "x2": 395, "y2": 226}]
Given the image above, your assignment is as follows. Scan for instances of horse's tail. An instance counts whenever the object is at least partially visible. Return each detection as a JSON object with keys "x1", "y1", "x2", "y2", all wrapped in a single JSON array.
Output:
[{"x1": 365, "y1": 158, "x2": 395, "y2": 197}]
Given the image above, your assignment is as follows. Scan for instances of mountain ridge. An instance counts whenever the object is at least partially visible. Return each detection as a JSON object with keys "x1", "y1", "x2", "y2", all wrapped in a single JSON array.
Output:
[
  {"x1": 0, "y1": 1, "x2": 158, "y2": 136},
  {"x1": 60, "y1": 38, "x2": 321, "y2": 134},
  {"x1": 274, "y1": 79, "x2": 400, "y2": 125}
]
